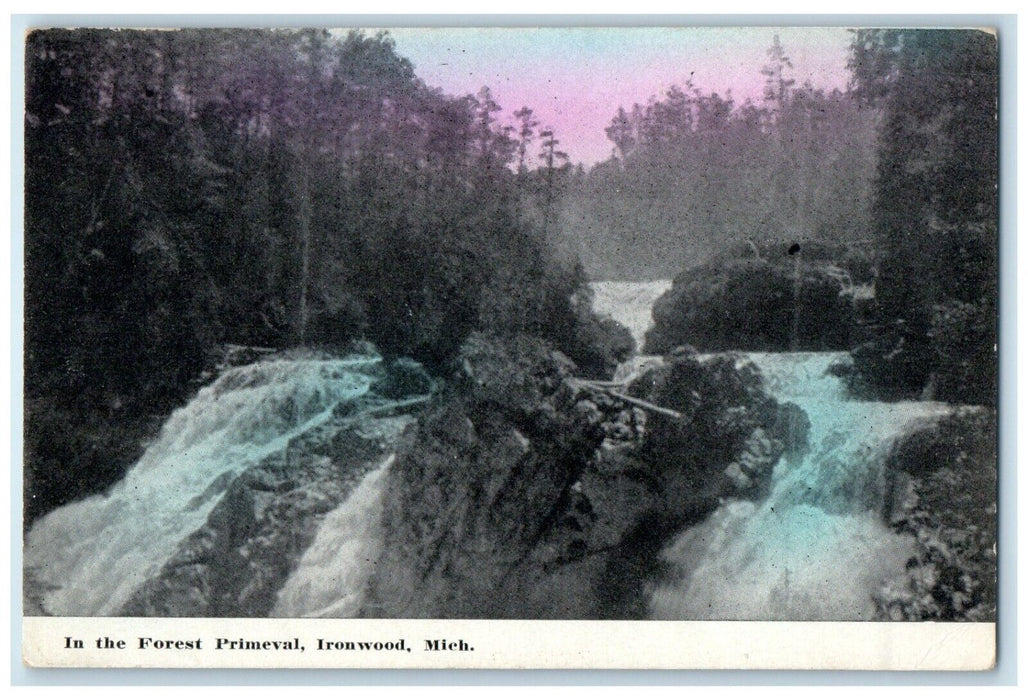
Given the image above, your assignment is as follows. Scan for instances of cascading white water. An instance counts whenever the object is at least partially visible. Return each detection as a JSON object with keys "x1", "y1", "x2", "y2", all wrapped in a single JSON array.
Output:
[
  {"x1": 591, "y1": 279, "x2": 672, "y2": 350},
  {"x1": 24, "y1": 356, "x2": 383, "y2": 616},
  {"x1": 271, "y1": 456, "x2": 392, "y2": 618},
  {"x1": 25, "y1": 280, "x2": 963, "y2": 621},
  {"x1": 649, "y1": 352, "x2": 954, "y2": 620}
]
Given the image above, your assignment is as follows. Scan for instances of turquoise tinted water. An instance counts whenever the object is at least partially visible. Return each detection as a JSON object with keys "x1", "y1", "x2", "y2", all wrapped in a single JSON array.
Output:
[
  {"x1": 24, "y1": 357, "x2": 383, "y2": 616},
  {"x1": 649, "y1": 352, "x2": 952, "y2": 620}
]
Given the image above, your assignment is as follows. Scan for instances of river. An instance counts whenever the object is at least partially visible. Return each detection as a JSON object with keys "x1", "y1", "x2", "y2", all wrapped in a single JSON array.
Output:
[
  {"x1": 648, "y1": 352, "x2": 951, "y2": 620},
  {"x1": 589, "y1": 280, "x2": 954, "y2": 619},
  {"x1": 24, "y1": 281, "x2": 954, "y2": 619}
]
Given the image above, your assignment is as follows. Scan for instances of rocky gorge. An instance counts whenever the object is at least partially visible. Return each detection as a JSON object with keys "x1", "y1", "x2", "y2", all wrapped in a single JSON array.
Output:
[{"x1": 24, "y1": 285, "x2": 996, "y2": 621}]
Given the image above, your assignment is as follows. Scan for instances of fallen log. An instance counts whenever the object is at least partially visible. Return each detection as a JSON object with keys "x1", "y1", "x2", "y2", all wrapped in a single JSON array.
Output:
[{"x1": 567, "y1": 378, "x2": 684, "y2": 420}]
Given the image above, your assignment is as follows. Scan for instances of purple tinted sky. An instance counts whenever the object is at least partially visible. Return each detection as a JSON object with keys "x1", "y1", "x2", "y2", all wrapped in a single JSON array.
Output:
[{"x1": 386, "y1": 27, "x2": 855, "y2": 166}]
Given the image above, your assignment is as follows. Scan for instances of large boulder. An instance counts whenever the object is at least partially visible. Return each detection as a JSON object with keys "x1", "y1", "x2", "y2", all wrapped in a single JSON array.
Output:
[
  {"x1": 628, "y1": 348, "x2": 796, "y2": 512},
  {"x1": 644, "y1": 259, "x2": 855, "y2": 354},
  {"x1": 364, "y1": 333, "x2": 601, "y2": 618},
  {"x1": 364, "y1": 334, "x2": 801, "y2": 618}
]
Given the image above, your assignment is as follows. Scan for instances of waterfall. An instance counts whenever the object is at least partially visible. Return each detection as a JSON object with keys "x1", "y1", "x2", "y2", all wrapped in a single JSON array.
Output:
[
  {"x1": 591, "y1": 279, "x2": 672, "y2": 350},
  {"x1": 648, "y1": 352, "x2": 953, "y2": 620},
  {"x1": 271, "y1": 456, "x2": 392, "y2": 618},
  {"x1": 24, "y1": 280, "x2": 967, "y2": 621},
  {"x1": 24, "y1": 356, "x2": 384, "y2": 616}
]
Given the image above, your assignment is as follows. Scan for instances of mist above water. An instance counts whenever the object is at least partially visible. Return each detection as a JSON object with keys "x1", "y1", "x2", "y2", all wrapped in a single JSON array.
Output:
[{"x1": 591, "y1": 279, "x2": 672, "y2": 350}]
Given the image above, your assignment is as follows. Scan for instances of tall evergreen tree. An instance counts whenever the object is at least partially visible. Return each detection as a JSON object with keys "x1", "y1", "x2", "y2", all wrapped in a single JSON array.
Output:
[{"x1": 848, "y1": 29, "x2": 998, "y2": 402}]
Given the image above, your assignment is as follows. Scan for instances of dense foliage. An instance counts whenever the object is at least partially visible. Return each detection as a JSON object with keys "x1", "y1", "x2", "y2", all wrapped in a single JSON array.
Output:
[
  {"x1": 556, "y1": 35, "x2": 877, "y2": 280},
  {"x1": 847, "y1": 29, "x2": 998, "y2": 403},
  {"x1": 877, "y1": 410, "x2": 997, "y2": 621},
  {"x1": 24, "y1": 28, "x2": 618, "y2": 520}
]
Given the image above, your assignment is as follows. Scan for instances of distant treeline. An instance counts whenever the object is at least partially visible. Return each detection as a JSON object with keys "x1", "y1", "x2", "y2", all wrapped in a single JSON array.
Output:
[
  {"x1": 24, "y1": 28, "x2": 630, "y2": 520},
  {"x1": 624, "y1": 30, "x2": 998, "y2": 404},
  {"x1": 553, "y1": 35, "x2": 877, "y2": 280}
]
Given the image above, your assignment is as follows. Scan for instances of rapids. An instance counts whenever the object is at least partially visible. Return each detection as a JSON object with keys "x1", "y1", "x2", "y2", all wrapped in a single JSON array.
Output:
[
  {"x1": 24, "y1": 356, "x2": 384, "y2": 616},
  {"x1": 648, "y1": 352, "x2": 953, "y2": 620},
  {"x1": 24, "y1": 281, "x2": 958, "y2": 620},
  {"x1": 591, "y1": 279, "x2": 672, "y2": 350}
]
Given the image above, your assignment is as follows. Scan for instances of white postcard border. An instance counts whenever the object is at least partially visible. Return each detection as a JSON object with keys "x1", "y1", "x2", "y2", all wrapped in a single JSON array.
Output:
[{"x1": 23, "y1": 618, "x2": 996, "y2": 671}]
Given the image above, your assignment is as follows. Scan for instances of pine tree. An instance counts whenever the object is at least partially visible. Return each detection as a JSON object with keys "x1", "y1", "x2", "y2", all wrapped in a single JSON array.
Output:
[
  {"x1": 848, "y1": 29, "x2": 998, "y2": 401},
  {"x1": 761, "y1": 33, "x2": 795, "y2": 122}
]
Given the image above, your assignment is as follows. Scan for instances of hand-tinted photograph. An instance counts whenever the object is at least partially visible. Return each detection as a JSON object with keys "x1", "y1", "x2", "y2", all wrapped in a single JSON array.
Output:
[{"x1": 22, "y1": 26, "x2": 997, "y2": 626}]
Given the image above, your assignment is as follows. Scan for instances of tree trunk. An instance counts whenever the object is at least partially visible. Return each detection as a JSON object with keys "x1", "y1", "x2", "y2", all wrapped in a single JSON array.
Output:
[
  {"x1": 296, "y1": 145, "x2": 311, "y2": 345},
  {"x1": 790, "y1": 250, "x2": 803, "y2": 351}
]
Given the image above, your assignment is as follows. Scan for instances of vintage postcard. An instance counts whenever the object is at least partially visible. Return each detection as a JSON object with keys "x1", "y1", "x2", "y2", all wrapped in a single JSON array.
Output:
[{"x1": 18, "y1": 23, "x2": 999, "y2": 670}]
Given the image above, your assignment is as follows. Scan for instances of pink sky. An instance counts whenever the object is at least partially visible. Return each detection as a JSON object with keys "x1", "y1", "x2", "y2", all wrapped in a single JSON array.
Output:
[{"x1": 387, "y1": 27, "x2": 854, "y2": 167}]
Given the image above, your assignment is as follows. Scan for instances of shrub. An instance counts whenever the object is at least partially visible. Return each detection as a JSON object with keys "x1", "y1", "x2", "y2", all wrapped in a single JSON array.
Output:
[
  {"x1": 565, "y1": 313, "x2": 636, "y2": 380},
  {"x1": 848, "y1": 296, "x2": 996, "y2": 405},
  {"x1": 928, "y1": 298, "x2": 997, "y2": 404},
  {"x1": 876, "y1": 409, "x2": 997, "y2": 621}
]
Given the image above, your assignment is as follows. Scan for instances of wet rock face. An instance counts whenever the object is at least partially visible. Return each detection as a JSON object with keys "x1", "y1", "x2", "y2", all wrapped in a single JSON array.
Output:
[
  {"x1": 628, "y1": 349, "x2": 790, "y2": 514},
  {"x1": 874, "y1": 409, "x2": 997, "y2": 622},
  {"x1": 366, "y1": 334, "x2": 601, "y2": 618},
  {"x1": 119, "y1": 415, "x2": 413, "y2": 617},
  {"x1": 366, "y1": 334, "x2": 797, "y2": 619}
]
